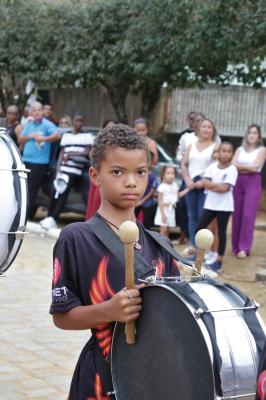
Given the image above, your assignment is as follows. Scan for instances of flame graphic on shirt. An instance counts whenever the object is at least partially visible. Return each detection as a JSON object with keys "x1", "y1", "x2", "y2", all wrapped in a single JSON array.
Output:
[
  {"x1": 53, "y1": 257, "x2": 62, "y2": 285},
  {"x1": 156, "y1": 258, "x2": 165, "y2": 276},
  {"x1": 90, "y1": 256, "x2": 115, "y2": 357},
  {"x1": 86, "y1": 372, "x2": 110, "y2": 400}
]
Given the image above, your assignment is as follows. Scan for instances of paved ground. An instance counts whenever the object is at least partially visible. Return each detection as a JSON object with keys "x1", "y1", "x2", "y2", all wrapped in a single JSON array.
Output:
[
  {"x1": 1, "y1": 212, "x2": 266, "y2": 399},
  {"x1": 0, "y1": 232, "x2": 88, "y2": 400}
]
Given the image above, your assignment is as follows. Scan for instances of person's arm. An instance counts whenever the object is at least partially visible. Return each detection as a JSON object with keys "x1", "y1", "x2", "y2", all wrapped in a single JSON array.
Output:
[
  {"x1": 14, "y1": 124, "x2": 23, "y2": 142},
  {"x1": 149, "y1": 138, "x2": 158, "y2": 165},
  {"x1": 53, "y1": 285, "x2": 143, "y2": 330},
  {"x1": 55, "y1": 148, "x2": 65, "y2": 174},
  {"x1": 18, "y1": 131, "x2": 39, "y2": 145},
  {"x1": 157, "y1": 191, "x2": 167, "y2": 224},
  {"x1": 233, "y1": 147, "x2": 266, "y2": 173},
  {"x1": 178, "y1": 187, "x2": 190, "y2": 198},
  {"x1": 35, "y1": 131, "x2": 61, "y2": 144},
  {"x1": 176, "y1": 134, "x2": 186, "y2": 163},
  {"x1": 137, "y1": 187, "x2": 156, "y2": 206},
  {"x1": 202, "y1": 178, "x2": 230, "y2": 193},
  {"x1": 181, "y1": 145, "x2": 195, "y2": 190}
]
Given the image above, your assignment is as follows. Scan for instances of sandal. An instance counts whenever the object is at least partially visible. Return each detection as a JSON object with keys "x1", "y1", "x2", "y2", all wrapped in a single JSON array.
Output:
[{"x1": 237, "y1": 250, "x2": 247, "y2": 259}]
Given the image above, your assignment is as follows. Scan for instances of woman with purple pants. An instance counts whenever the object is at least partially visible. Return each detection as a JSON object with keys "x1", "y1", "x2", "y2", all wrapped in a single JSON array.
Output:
[{"x1": 232, "y1": 124, "x2": 266, "y2": 258}]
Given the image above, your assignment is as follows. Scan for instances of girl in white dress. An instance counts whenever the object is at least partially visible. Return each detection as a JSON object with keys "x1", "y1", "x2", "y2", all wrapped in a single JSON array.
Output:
[{"x1": 154, "y1": 165, "x2": 189, "y2": 237}]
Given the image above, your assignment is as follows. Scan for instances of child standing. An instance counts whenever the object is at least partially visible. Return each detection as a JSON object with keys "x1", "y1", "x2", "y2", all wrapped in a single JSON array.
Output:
[
  {"x1": 196, "y1": 142, "x2": 238, "y2": 272},
  {"x1": 50, "y1": 125, "x2": 180, "y2": 400},
  {"x1": 154, "y1": 165, "x2": 189, "y2": 238}
]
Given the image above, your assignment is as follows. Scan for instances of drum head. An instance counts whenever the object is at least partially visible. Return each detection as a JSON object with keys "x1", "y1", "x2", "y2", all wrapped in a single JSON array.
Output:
[
  {"x1": 0, "y1": 133, "x2": 28, "y2": 273},
  {"x1": 112, "y1": 285, "x2": 214, "y2": 400}
]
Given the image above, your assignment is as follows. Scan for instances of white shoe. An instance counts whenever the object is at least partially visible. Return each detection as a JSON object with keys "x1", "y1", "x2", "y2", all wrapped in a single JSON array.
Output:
[
  {"x1": 201, "y1": 265, "x2": 218, "y2": 279},
  {"x1": 205, "y1": 251, "x2": 218, "y2": 265},
  {"x1": 40, "y1": 216, "x2": 57, "y2": 230}
]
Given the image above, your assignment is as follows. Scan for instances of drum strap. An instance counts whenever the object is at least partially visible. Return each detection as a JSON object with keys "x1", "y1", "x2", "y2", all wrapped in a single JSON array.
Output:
[
  {"x1": 86, "y1": 214, "x2": 192, "y2": 280},
  {"x1": 168, "y1": 280, "x2": 223, "y2": 398}
]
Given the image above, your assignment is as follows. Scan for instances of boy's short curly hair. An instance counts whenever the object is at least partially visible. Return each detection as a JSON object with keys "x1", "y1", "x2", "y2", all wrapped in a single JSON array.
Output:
[{"x1": 90, "y1": 124, "x2": 149, "y2": 169}]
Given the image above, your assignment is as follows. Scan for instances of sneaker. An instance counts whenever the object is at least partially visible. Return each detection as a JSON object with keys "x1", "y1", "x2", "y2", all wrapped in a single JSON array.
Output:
[
  {"x1": 40, "y1": 216, "x2": 57, "y2": 230},
  {"x1": 205, "y1": 251, "x2": 218, "y2": 265},
  {"x1": 201, "y1": 265, "x2": 218, "y2": 279},
  {"x1": 47, "y1": 227, "x2": 61, "y2": 239},
  {"x1": 208, "y1": 260, "x2": 222, "y2": 272}
]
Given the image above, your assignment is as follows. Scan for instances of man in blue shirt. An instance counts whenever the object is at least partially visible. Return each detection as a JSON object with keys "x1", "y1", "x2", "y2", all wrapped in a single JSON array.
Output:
[{"x1": 19, "y1": 101, "x2": 60, "y2": 219}]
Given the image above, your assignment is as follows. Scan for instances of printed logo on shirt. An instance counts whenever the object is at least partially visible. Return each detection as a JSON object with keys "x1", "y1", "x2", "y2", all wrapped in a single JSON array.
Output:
[
  {"x1": 53, "y1": 257, "x2": 62, "y2": 285},
  {"x1": 222, "y1": 173, "x2": 227, "y2": 181},
  {"x1": 52, "y1": 286, "x2": 68, "y2": 302}
]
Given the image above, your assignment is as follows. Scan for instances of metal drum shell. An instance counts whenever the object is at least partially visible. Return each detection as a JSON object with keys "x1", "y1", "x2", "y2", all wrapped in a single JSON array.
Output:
[
  {"x1": 0, "y1": 132, "x2": 28, "y2": 273},
  {"x1": 111, "y1": 280, "x2": 265, "y2": 400}
]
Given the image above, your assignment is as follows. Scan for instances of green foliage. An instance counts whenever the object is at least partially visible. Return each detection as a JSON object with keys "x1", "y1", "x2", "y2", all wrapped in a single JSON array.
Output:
[{"x1": 0, "y1": 0, "x2": 266, "y2": 119}]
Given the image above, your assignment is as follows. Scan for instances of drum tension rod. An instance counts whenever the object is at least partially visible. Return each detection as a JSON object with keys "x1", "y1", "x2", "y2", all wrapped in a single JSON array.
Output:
[
  {"x1": 0, "y1": 168, "x2": 30, "y2": 173},
  {"x1": 216, "y1": 392, "x2": 256, "y2": 399},
  {"x1": 194, "y1": 302, "x2": 259, "y2": 319},
  {"x1": 0, "y1": 226, "x2": 29, "y2": 240}
]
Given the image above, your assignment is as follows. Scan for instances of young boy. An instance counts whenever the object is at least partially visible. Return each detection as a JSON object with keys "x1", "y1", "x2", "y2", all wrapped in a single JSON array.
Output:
[
  {"x1": 50, "y1": 125, "x2": 180, "y2": 399},
  {"x1": 196, "y1": 141, "x2": 238, "y2": 272}
]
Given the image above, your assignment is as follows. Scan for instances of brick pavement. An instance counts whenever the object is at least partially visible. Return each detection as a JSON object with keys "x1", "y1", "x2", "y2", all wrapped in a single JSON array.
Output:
[{"x1": 0, "y1": 232, "x2": 88, "y2": 400}]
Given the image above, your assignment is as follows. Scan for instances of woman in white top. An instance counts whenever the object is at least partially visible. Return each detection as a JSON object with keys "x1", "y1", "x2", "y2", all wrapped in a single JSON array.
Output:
[
  {"x1": 181, "y1": 119, "x2": 219, "y2": 251},
  {"x1": 232, "y1": 124, "x2": 266, "y2": 258}
]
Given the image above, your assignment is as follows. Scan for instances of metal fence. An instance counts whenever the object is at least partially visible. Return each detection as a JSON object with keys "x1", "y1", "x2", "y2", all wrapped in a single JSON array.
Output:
[{"x1": 166, "y1": 84, "x2": 266, "y2": 137}]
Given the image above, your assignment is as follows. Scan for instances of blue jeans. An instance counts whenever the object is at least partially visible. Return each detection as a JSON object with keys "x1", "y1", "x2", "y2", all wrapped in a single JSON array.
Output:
[{"x1": 185, "y1": 188, "x2": 206, "y2": 246}]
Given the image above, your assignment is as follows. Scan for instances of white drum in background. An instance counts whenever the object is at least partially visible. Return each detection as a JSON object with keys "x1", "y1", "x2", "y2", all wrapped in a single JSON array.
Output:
[{"x1": 0, "y1": 129, "x2": 28, "y2": 273}]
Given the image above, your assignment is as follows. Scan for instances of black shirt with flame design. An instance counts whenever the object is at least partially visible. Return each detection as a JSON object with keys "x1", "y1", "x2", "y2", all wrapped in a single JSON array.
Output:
[{"x1": 50, "y1": 220, "x2": 178, "y2": 400}]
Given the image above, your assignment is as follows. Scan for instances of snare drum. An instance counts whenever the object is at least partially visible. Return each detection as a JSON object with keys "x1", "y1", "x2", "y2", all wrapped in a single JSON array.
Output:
[
  {"x1": 111, "y1": 277, "x2": 266, "y2": 400},
  {"x1": 0, "y1": 130, "x2": 28, "y2": 273}
]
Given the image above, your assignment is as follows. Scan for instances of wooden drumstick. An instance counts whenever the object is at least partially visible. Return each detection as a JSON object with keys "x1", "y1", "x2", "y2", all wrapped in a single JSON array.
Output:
[
  {"x1": 119, "y1": 220, "x2": 139, "y2": 344},
  {"x1": 194, "y1": 229, "x2": 214, "y2": 273}
]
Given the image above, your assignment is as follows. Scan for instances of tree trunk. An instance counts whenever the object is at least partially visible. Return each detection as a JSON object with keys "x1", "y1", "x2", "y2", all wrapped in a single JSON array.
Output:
[
  {"x1": 0, "y1": 76, "x2": 33, "y2": 116},
  {"x1": 104, "y1": 83, "x2": 129, "y2": 124},
  {"x1": 140, "y1": 84, "x2": 161, "y2": 120}
]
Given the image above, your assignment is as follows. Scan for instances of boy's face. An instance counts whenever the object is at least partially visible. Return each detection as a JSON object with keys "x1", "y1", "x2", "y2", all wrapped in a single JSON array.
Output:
[
  {"x1": 90, "y1": 147, "x2": 148, "y2": 210},
  {"x1": 43, "y1": 105, "x2": 52, "y2": 118},
  {"x1": 219, "y1": 144, "x2": 233, "y2": 163},
  {"x1": 74, "y1": 116, "x2": 84, "y2": 132}
]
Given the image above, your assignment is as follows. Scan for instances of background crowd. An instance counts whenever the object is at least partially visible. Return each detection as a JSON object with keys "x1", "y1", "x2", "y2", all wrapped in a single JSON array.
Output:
[{"x1": 3, "y1": 103, "x2": 266, "y2": 275}]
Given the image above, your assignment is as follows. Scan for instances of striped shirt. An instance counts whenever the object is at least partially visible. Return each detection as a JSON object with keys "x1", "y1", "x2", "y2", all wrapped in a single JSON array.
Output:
[{"x1": 59, "y1": 133, "x2": 95, "y2": 175}]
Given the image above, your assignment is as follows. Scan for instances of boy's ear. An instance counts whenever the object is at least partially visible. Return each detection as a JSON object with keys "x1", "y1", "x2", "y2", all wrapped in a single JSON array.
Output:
[{"x1": 89, "y1": 167, "x2": 100, "y2": 187}]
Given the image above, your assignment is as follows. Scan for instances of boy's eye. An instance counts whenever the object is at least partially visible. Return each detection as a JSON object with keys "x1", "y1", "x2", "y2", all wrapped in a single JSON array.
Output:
[
  {"x1": 138, "y1": 169, "x2": 148, "y2": 176},
  {"x1": 112, "y1": 169, "x2": 122, "y2": 176}
]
